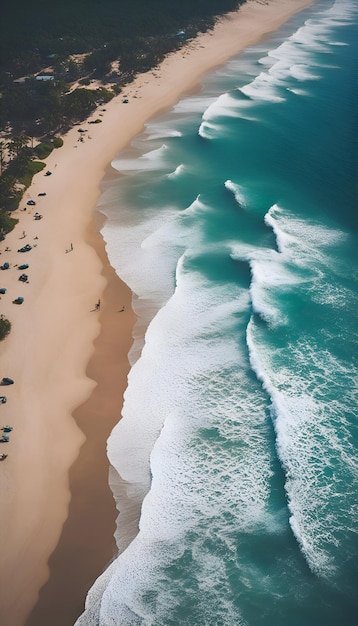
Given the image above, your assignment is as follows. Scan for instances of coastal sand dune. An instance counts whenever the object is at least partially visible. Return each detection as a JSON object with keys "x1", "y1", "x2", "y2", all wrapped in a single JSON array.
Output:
[{"x1": 0, "y1": 1, "x2": 313, "y2": 624}]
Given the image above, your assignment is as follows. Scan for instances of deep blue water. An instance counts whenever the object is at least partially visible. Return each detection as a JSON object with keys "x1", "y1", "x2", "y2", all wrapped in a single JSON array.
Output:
[{"x1": 76, "y1": 1, "x2": 358, "y2": 624}]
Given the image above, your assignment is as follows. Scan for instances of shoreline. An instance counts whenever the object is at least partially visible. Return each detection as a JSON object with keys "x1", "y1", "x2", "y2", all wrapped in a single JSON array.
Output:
[
  {"x1": 0, "y1": 1, "x2": 314, "y2": 624},
  {"x1": 25, "y1": 214, "x2": 136, "y2": 626}
]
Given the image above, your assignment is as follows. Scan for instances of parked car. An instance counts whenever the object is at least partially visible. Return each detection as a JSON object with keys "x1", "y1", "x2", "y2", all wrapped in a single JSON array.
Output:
[
  {"x1": 13, "y1": 297, "x2": 24, "y2": 304},
  {"x1": 0, "y1": 288, "x2": 7, "y2": 294},
  {"x1": 45, "y1": 171, "x2": 52, "y2": 176},
  {"x1": 0, "y1": 263, "x2": 10, "y2": 270},
  {"x1": 38, "y1": 192, "x2": 47, "y2": 196},
  {"x1": 27, "y1": 200, "x2": 36, "y2": 206},
  {"x1": 18, "y1": 244, "x2": 32, "y2": 253},
  {"x1": 1, "y1": 377, "x2": 14, "y2": 385},
  {"x1": 18, "y1": 264, "x2": 29, "y2": 270}
]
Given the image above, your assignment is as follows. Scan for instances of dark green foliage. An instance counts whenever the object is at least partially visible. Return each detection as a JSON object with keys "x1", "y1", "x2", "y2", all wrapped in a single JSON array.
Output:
[
  {"x1": 52, "y1": 136, "x2": 63, "y2": 148},
  {"x1": 0, "y1": 207, "x2": 18, "y2": 237},
  {"x1": 0, "y1": 0, "x2": 246, "y2": 233},
  {"x1": 0, "y1": 1, "x2": 246, "y2": 136},
  {"x1": 0, "y1": 157, "x2": 45, "y2": 213},
  {"x1": 1, "y1": 1, "x2": 245, "y2": 73},
  {"x1": 63, "y1": 88, "x2": 97, "y2": 120},
  {"x1": 0, "y1": 315, "x2": 11, "y2": 341},
  {"x1": 0, "y1": 79, "x2": 66, "y2": 134},
  {"x1": 0, "y1": 172, "x2": 20, "y2": 213},
  {"x1": 33, "y1": 142, "x2": 54, "y2": 160},
  {"x1": 1, "y1": 1, "x2": 245, "y2": 78},
  {"x1": 17, "y1": 160, "x2": 46, "y2": 187},
  {"x1": 32, "y1": 137, "x2": 63, "y2": 158}
]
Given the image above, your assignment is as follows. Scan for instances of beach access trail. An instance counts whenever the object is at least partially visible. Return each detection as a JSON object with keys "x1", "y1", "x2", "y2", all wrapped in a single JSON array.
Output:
[{"x1": 0, "y1": 1, "x2": 314, "y2": 624}]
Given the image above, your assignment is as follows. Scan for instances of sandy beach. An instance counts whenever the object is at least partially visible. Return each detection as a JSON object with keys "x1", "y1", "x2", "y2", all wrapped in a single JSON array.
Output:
[{"x1": 0, "y1": 1, "x2": 314, "y2": 624}]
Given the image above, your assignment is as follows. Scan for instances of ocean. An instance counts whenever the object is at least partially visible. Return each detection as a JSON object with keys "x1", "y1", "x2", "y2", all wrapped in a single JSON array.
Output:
[{"x1": 76, "y1": 0, "x2": 358, "y2": 624}]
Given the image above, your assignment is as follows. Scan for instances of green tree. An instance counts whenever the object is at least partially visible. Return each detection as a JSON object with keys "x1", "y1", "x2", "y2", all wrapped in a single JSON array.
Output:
[
  {"x1": 7, "y1": 135, "x2": 29, "y2": 160},
  {"x1": 64, "y1": 88, "x2": 97, "y2": 121},
  {"x1": 0, "y1": 315, "x2": 11, "y2": 341}
]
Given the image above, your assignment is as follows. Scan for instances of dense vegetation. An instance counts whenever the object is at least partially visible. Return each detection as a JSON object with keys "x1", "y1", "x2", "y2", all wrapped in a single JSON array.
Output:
[
  {"x1": 1, "y1": 1, "x2": 245, "y2": 76},
  {"x1": 0, "y1": 0, "x2": 245, "y2": 229},
  {"x1": 0, "y1": 315, "x2": 11, "y2": 341}
]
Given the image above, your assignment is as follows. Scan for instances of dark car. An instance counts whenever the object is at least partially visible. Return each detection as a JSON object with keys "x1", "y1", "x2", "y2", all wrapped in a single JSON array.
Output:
[
  {"x1": 18, "y1": 264, "x2": 29, "y2": 270},
  {"x1": 38, "y1": 192, "x2": 47, "y2": 196},
  {"x1": 0, "y1": 263, "x2": 10, "y2": 270},
  {"x1": 19, "y1": 274, "x2": 28, "y2": 282},
  {"x1": 45, "y1": 171, "x2": 52, "y2": 176},
  {"x1": 18, "y1": 244, "x2": 32, "y2": 253},
  {"x1": 0, "y1": 288, "x2": 6, "y2": 294},
  {"x1": 27, "y1": 200, "x2": 36, "y2": 206},
  {"x1": 1, "y1": 377, "x2": 14, "y2": 385}
]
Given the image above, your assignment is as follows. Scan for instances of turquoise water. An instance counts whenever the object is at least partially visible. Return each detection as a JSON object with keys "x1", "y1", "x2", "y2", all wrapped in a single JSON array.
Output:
[{"x1": 76, "y1": 1, "x2": 358, "y2": 623}]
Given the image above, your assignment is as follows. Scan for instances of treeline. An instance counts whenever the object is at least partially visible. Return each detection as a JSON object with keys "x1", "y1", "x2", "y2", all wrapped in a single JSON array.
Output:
[
  {"x1": 0, "y1": 0, "x2": 246, "y2": 232},
  {"x1": 0, "y1": 135, "x2": 64, "y2": 229},
  {"x1": 1, "y1": 0, "x2": 246, "y2": 134},
  {"x1": 1, "y1": 78, "x2": 115, "y2": 137},
  {"x1": 1, "y1": 0, "x2": 245, "y2": 78}
]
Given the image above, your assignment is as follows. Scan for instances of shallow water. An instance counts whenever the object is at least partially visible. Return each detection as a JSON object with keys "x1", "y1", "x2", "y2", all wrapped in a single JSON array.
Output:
[{"x1": 76, "y1": 1, "x2": 358, "y2": 623}]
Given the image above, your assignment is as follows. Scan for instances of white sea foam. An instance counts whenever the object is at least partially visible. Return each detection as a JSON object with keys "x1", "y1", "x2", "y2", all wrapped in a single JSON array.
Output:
[
  {"x1": 199, "y1": 89, "x2": 259, "y2": 126},
  {"x1": 248, "y1": 0, "x2": 358, "y2": 106},
  {"x1": 198, "y1": 119, "x2": 222, "y2": 139},
  {"x1": 112, "y1": 143, "x2": 168, "y2": 173},
  {"x1": 230, "y1": 236, "x2": 303, "y2": 328},
  {"x1": 145, "y1": 125, "x2": 182, "y2": 141},
  {"x1": 240, "y1": 71, "x2": 286, "y2": 103},
  {"x1": 262, "y1": 204, "x2": 349, "y2": 319},
  {"x1": 246, "y1": 318, "x2": 358, "y2": 578},
  {"x1": 101, "y1": 206, "x2": 178, "y2": 308},
  {"x1": 166, "y1": 163, "x2": 185, "y2": 178},
  {"x1": 98, "y1": 257, "x2": 274, "y2": 623},
  {"x1": 265, "y1": 204, "x2": 346, "y2": 259},
  {"x1": 249, "y1": 257, "x2": 298, "y2": 327},
  {"x1": 286, "y1": 87, "x2": 309, "y2": 96},
  {"x1": 201, "y1": 91, "x2": 241, "y2": 121},
  {"x1": 172, "y1": 94, "x2": 216, "y2": 114},
  {"x1": 224, "y1": 180, "x2": 247, "y2": 209},
  {"x1": 245, "y1": 191, "x2": 358, "y2": 577},
  {"x1": 289, "y1": 63, "x2": 321, "y2": 81}
]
